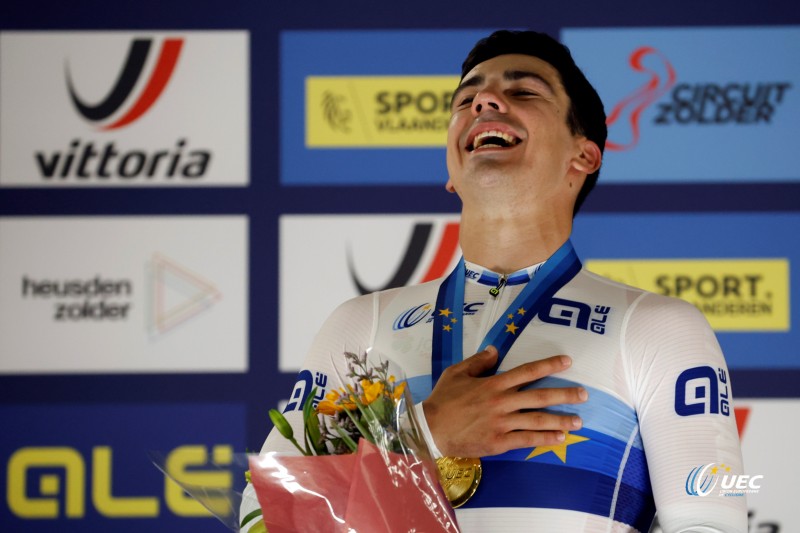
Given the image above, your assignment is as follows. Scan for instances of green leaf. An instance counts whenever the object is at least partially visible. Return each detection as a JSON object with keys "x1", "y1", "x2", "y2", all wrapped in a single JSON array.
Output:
[
  {"x1": 332, "y1": 422, "x2": 359, "y2": 452},
  {"x1": 268, "y1": 409, "x2": 293, "y2": 440},
  {"x1": 302, "y1": 388, "x2": 327, "y2": 455},
  {"x1": 341, "y1": 404, "x2": 374, "y2": 443},
  {"x1": 240, "y1": 508, "x2": 263, "y2": 528},
  {"x1": 368, "y1": 396, "x2": 386, "y2": 420}
]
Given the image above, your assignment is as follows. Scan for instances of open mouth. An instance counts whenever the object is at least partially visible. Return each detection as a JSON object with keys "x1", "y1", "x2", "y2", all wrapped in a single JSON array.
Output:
[{"x1": 467, "y1": 130, "x2": 521, "y2": 152}]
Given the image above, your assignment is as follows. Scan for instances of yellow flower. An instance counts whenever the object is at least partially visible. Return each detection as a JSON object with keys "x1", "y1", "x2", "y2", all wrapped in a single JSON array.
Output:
[
  {"x1": 342, "y1": 396, "x2": 357, "y2": 411},
  {"x1": 361, "y1": 379, "x2": 384, "y2": 405},
  {"x1": 392, "y1": 381, "x2": 407, "y2": 400},
  {"x1": 316, "y1": 399, "x2": 341, "y2": 416}
]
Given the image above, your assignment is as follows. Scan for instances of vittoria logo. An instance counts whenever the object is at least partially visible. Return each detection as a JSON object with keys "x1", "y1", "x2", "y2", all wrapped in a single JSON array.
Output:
[
  {"x1": 36, "y1": 36, "x2": 212, "y2": 181},
  {"x1": 347, "y1": 221, "x2": 460, "y2": 294},
  {"x1": 67, "y1": 38, "x2": 183, "y2": 130},
  {"x1": 0, "y1": 31, "x2": 249, "y2": 187}
]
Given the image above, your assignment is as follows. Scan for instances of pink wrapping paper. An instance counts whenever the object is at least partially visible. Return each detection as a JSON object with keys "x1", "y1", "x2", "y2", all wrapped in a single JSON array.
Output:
[{"x1": 249, "y1": 440, "x2": 458, "y2": 532}]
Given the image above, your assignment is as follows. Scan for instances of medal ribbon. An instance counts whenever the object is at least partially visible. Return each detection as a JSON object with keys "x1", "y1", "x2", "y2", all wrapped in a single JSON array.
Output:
[{"x1": 432, "y1": 239, "x2": 581, "y2": 384}]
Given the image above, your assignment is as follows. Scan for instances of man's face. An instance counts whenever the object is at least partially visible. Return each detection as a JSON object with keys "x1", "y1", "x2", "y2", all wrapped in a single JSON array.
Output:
[{"x1": 446, "y1": 53, "x2": 583, "y2": 208}]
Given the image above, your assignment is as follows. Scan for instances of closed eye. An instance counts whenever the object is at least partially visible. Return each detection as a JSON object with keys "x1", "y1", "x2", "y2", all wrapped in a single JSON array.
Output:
[{"x1": 457, "y1": 95, "x2": 474, "y2": 107}]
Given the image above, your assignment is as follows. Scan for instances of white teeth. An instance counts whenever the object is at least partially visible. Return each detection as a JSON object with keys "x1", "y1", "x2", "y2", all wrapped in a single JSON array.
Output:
[{"x1": 472, "y1": 130, "x2": 519, "y2": 150}]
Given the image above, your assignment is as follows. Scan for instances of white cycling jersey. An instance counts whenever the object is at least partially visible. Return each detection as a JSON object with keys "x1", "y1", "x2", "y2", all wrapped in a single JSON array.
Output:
[{"x1": 241, "y1": 254, "x2": 746, "y2": 533}]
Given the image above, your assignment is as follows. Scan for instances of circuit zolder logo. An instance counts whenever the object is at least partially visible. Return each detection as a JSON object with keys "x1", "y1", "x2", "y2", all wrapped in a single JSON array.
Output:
[
  {"x1": 605, "y1": 46, "x2": 676, "y2": 151},
  {"x1": 605, "y1": 45, "x2": 791, "y2": 150},
  {"x1": 67, "y1": 38, "x2": 184, "y2": 130}
]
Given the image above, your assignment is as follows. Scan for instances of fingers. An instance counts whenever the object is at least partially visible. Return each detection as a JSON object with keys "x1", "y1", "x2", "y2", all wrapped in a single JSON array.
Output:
[
  {"x1": 493, "y1": 355, "x2": 572, "y2": 389},
  {"x1": 508, "y1": 386, "x2": 588, "y2": 411},
  {"x1": 503, "y1": 410, "x2": 583, "y2": 433},
  {"x1": 460, "y1": 345, "x2": 499, "y2": 377},
  {"x1": 498, "y1": 430, "x2": 572, "y2": 452}
]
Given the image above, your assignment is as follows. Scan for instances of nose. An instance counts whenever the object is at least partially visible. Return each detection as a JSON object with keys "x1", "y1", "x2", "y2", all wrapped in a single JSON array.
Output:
[{"x1": 472, "y1": 89, "x2": 506, "y2": 115}]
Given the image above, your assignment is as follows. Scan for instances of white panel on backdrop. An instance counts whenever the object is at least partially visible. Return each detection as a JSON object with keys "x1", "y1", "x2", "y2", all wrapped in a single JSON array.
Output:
[
  {"x1": 0, "y1": 31, "x2": 249, "y2": 186},
  {"x1": 279, "y1": 214, "x2": 460, "y2": 372},
  {"x1": 735, "y1": 399, "x2": 798, "y2": 532},
  {"x1": 0, "y1": 216, "x2": 248, "y2": 373}
]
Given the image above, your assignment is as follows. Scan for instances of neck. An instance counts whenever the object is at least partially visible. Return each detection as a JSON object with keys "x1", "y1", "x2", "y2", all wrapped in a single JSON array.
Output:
[{"x1": 458, "y1": 208, "x2": 572, "y2": 273}]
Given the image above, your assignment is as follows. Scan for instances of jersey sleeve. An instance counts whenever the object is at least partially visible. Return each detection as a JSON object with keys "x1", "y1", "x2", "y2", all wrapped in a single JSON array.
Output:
[
  {"x1": 623, "y1": 292, "x2": 747, "y2": 533},
  {"x1": 238, "y1": 293, "x2": 377, "y2": 532}
]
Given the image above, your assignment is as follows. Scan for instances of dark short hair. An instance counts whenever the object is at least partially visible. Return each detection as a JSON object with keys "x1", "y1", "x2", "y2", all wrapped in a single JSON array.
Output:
[{"x1": 460, "y1": 30, "x2": 607, "y2": 215}]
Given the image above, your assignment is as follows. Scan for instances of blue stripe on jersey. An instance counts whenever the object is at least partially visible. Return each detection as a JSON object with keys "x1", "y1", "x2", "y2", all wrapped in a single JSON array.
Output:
[
  {"x1": 462, "y1": 461, "x2": 655, "y2": 531},
  {"x1": 404, "y1": 372, "x2": 653, "y2": 528},
  {"x1": 519, "y1": 376, "x2": 644, "y2": 450},
  {"x1": 485, "y1": 427, "x2": 650, "y2": 494}
]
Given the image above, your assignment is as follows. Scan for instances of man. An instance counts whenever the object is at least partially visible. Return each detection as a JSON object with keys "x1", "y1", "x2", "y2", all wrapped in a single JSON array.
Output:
[{"x1": 241, "y1": 30, "x2": 746, "y2": 532}]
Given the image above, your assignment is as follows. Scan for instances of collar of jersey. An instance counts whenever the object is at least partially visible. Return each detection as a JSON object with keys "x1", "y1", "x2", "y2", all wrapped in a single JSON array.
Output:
[{"x1": 463, "y1": 260, "x2": 544, "y2": 287}]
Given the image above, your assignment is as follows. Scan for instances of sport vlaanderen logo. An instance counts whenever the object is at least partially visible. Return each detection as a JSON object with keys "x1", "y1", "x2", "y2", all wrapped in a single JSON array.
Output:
[{"x1": 34, "y1": 36, "x2": 213, "y2": 181}]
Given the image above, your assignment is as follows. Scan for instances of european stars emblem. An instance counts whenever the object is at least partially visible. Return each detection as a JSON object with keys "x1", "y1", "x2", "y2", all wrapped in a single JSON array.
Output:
[
  {"x1": 517, "y1": 307, "x2": 526, "y2": 316},
  {"x1": 443, "y1": 324, "x2": 452, "y2": 332},
  {"x1": 505, "y1": 322, "x2": 519, "y2": 335},
  {"x1": 439, "y1": 308, "x2": 452, "y2": 317},
  {"x1": 525, "y1": 432, "x2": 590, "y2": 463}
]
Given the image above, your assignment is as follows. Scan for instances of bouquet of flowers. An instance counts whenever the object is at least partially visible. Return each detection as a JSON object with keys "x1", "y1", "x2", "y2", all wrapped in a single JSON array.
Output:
[{"x1": 240, "y1": 351, "x2": 459, "y2": 533}]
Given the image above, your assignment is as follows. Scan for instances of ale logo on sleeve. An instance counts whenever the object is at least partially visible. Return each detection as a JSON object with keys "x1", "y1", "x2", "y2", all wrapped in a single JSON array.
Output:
[
  {"x1": 585, "y1": 259, "x2": 789, "y2": 331},
  {"x1": 0, "y1": 31, "x2": 249, "y2": 187}
]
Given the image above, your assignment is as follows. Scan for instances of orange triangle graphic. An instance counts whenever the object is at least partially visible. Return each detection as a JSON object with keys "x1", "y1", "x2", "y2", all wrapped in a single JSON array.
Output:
[{"x1": 150, "y1": 253, "x2": 221, "y2": 335}]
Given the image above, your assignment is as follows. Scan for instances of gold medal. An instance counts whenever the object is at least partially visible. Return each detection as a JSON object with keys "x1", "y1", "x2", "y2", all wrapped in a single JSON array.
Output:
[{"x1": 435, "y1": 456, "x2": 482, "y2": 508}]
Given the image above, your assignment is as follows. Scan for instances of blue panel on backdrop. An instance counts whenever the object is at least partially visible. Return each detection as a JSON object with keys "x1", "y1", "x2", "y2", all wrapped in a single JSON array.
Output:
[
  {"x1": 561, "y1": 26, "x2": 800, "y2": 183},
  {"x1": 280, "y1": 30, "x2": 489, "y2": 186},
  {"x1": 0, "y1": 404, "x2": 246, "y2": 532},
  {"x1": 572, "y1": 213, "x2": 798, "y2": 369}
]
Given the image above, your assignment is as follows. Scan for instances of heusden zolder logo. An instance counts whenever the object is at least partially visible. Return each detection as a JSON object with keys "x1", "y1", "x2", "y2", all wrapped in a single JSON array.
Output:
[
  {"x1": 39, "y1": 36, "x2": 212, "y2": 182},
  {"x1": 606, "y1": 46, "x2": 792, "y2": 151}
]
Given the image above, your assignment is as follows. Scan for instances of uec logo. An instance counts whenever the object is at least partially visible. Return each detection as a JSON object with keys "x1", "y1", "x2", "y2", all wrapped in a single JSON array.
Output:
[{"x1": 685, "y1": 463, "x2": 763, "y2": 496}]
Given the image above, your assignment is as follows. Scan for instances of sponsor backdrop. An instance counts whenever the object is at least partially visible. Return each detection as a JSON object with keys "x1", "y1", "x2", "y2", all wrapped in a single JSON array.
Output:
[{"x1": 1, "y1": 1, "x2": 797, "y2": 531}]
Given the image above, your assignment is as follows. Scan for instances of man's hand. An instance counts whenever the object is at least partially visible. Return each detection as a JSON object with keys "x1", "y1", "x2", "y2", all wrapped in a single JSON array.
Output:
[{"x1": 422, "y1": 346, "x2": 588, "y2": 457}]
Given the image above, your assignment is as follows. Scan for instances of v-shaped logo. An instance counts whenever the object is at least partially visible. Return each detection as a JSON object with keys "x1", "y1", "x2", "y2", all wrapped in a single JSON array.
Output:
[
  {"x1": 148, "y1": 253, "x2": 221, "y2": 337},
  {"x1": 67, "y1": 37, "x2": 184, "y2": 130}
]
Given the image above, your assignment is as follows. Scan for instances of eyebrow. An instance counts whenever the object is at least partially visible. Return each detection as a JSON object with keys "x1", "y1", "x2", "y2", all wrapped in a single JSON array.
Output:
[{"x1": 451, "y1": 69, "x2": 556, "y2": 107}]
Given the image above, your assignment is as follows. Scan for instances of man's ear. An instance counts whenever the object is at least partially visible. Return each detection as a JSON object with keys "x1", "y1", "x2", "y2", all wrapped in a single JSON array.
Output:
[{"x1": 571, "y1": 139, "x2": 602, "y2": 175}]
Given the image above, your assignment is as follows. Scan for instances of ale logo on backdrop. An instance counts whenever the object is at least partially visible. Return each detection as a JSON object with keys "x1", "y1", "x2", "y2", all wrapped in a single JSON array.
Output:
[
  {"x1": 561, "y1": 27, "x2": 799, "y2": 182},
  {"x1": 0, "y1": 31, "x2": 249, "y2": 187},
  {"x1": 0, "y1": 404, "x2": 244, "y2": 530}
]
